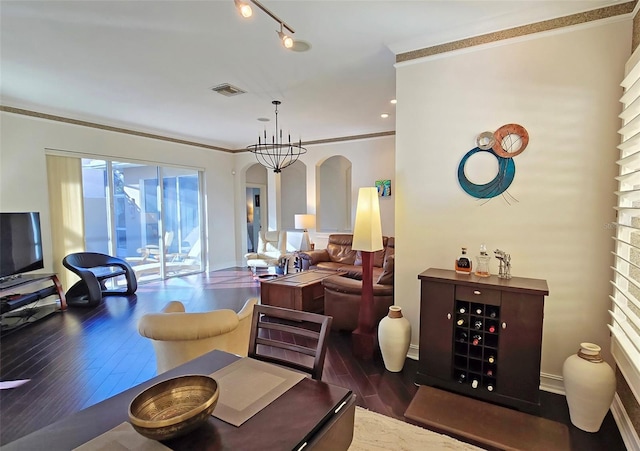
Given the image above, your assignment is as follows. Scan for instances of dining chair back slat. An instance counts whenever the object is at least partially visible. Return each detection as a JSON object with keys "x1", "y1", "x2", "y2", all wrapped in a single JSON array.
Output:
[{"x1": 248, "y1": 304, "x2": 332, "y2": 380}]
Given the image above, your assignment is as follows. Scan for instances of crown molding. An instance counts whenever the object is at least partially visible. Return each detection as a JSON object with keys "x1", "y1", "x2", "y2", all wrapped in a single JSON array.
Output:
[
  {"x1": 1, "y1": 106, "x2": 395, "y2": 153},
  {"x1": 0, "y1": 105, "x2": 234, "y2": 153},
  {"x1": 397, "y1": 1, "x2": 637, "y2": 63},
  {"x1": 232, "y1": 130, "x2": 395, "y2": 152}
]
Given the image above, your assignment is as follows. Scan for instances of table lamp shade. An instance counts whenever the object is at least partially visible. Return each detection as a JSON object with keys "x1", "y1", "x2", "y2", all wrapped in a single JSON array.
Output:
[
  {"x1": 295, "y1": 214, "x2": 315, "y2": 251},
  {"x1": 294, "y1": 214, "x2": 316, "y2": 231},
  {"x1": 352, "y1": 187, "x2": 383, "y2": 252}
]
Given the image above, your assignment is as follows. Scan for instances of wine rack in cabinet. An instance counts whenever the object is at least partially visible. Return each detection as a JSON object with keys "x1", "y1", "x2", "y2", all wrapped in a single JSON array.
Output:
[
  {"x1": 417, "y1": 268, "x2": 548, "y2": 414},
  {"x1": 453, "y1": 300, "x2": 499, "y2": 392}
]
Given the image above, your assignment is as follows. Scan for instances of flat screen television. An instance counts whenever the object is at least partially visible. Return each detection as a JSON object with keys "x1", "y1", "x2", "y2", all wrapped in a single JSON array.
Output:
[{"x1": 0, "y1": 212, "x2": 44, "y2": 280}]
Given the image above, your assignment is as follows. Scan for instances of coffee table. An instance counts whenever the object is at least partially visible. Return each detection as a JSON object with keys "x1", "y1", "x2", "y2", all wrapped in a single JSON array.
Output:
[{"x1": 260, "y1": 269, "x2": 337, "y2": 313}]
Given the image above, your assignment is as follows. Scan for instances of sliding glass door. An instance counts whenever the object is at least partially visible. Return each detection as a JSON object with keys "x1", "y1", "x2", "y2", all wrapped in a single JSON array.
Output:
[{"x1": 81, "y1": 159, "x2": 204, "y2": 283}]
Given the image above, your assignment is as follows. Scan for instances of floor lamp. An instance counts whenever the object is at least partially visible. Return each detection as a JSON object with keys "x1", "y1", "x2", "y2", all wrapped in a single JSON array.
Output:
[
  {"x1": 351, "y1": 187, "x2": 383, "y2": 360},
  {"x1": 295, "y1": 214, "x2": 315, "y2": 251}
]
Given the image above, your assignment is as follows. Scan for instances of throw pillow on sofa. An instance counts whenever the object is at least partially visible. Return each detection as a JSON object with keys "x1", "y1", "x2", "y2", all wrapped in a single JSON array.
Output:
[
  {"x1": 376, "y1": 254, "x2": 394, "y2": 285},
  {"x1": 354, "y1": 248, "x2": 387, "y2": 267}
]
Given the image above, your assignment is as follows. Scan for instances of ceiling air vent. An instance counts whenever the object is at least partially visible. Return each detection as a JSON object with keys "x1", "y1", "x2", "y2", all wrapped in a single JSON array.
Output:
[{"x1": 210, "y1": 83, "x2": 246, "y2": 97}]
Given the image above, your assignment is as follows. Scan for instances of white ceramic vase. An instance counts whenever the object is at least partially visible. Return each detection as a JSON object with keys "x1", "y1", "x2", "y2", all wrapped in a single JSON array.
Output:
[
  {"x1": 562, "y1": 342, "x2": 616, "y2": 432},
  {"x1": 378, "y1": 306, "x2": 411, "y2": 372}
]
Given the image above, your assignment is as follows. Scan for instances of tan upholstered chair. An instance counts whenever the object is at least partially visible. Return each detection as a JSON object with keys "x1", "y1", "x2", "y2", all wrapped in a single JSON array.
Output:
[
  {"x1": 138, "y1": 297, "x2": 258, "y2": 374},
  {"x1": 244, "y1": 230, "x2": 288, "y2": 275}
]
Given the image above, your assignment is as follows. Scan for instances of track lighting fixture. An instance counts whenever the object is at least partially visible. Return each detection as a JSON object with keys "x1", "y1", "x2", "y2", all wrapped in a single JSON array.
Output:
[
  {"x1": 234, "y1": 0, "x2": 253, "y2": 18},
  {"x1": 235, "y1": 0, "x2": 305, "y2": 51},
  {"x1": 277, "y1": 24, "x2": 293, "y2": 49}
]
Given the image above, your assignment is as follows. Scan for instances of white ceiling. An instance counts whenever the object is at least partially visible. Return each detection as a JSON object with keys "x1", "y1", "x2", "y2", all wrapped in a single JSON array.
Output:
[{"x1": 0, "y1": 0, "x2": 627, "y2": 151}]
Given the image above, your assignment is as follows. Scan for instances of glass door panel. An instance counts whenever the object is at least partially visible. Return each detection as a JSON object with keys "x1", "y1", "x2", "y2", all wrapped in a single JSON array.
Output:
[
  {"x1": 81, "y1": 159, "x2": 109, "y2": 254},
  {"x1": 81, "y1": 159, "x2": 203, "y2": 284},
  {"x1": 116, "y1": 162, "x2": 161, "y2": 282},
  {"x1": 162, "y1": 167, "x2": 203, "y2": 276}
]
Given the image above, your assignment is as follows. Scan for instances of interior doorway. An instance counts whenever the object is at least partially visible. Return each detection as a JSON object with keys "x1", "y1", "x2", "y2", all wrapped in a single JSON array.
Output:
[{"x1": 246, "y1": 185, "x2": 264, "y2": 253}]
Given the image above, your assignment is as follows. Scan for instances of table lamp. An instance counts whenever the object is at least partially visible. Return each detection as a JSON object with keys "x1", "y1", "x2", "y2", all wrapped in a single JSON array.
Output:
[
  {"x1": 295, "y1": 214, "x2": 316, "y2": 251},
  {"x1": 351, "y1": 187, "x2": 383, "y2": 359}
]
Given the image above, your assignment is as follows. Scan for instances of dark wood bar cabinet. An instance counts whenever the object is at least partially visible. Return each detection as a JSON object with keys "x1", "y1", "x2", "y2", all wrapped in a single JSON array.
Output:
[{"x1": 417, "y1": 268, "x2": 549, "y2": 414}]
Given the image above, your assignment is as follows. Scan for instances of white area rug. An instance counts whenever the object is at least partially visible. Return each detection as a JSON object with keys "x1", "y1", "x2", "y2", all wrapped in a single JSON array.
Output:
[{"x1": 349, "y1": 407, "x2": 484, "y2": 451}]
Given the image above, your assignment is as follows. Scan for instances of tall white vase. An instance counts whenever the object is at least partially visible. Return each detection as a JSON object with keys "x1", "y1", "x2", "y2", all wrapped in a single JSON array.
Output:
[
  {"x1": 378, "y1": 306, "x2": 411, "y2": 372},
  {"x1": 562, "y1": 342, "x2": 616, "y2": 432}
]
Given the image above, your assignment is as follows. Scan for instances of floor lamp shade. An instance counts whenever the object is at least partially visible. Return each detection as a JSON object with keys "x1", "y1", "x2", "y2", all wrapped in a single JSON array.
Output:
[
  {"x1": 295, "y1": 214, "x2": 315, "y2": 251},
  {"x1": 351, "y1": 187, "x2": 383, "y2": 360},
  {"x1": 352, "y1": 187, "x2": 383, "y2": 252}
]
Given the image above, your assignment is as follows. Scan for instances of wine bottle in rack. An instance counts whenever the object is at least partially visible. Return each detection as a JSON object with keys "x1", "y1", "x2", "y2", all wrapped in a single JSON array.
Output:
[
  {"x1": 458, "y1": 306, "x2": 466, "y2": 314},
  {"x1": 471, "y1": 378, "x2": 479, "y2": 389},
  {"x1": 457, "y1": 373, "x2": 466, "y2": 383},
  {"x1": 472, "y1": 334, "x2": 482, "y2": 346},
  {"x1": 457, "y1": 331, "x2": 468, "y2": 342},
  {"x1": 488, "y1": 308, "x2": 498, "y2": 318},
  {"x1": 486, "y1": 369, "x2": 493, "y2": 377},
  {"x1": 457, "y1": 317, "x2": 466, "y2": 326},
  {"x1": 474, "y1": 320, "x2": 482, "y2": 330},
  {"x1": 488, "y1": 324, "x2": 496, "y2": 333},
  {"x1": 486, "y1": 383, "x2": 494, "y2": 392},
  {"x1": 487, "y1": 355, "x2": 495, "y2": 364},
  {"x1": 475, "y1": 306, "x2": 483, "y2": 315}
]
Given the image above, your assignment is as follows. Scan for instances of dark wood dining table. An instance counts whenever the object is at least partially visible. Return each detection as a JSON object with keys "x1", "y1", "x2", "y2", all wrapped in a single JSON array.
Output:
[{"x1": 3, "y1": 350, "x2": 356, "y2": 451}]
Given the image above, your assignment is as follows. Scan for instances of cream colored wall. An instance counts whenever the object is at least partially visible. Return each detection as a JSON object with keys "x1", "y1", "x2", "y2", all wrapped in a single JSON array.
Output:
[
  {"x1": 395, "y1": 21, "x2": 631, "y2": 383},
  {"x1": 0, "y1": 112, "x2": 239, "y2": 277},
  {"x1": 234, "y1": 135, "x2": 396, "y2": 259}
]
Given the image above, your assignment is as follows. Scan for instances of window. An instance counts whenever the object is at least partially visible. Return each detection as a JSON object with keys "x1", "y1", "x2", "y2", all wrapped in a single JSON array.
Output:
[{"x1": 611, "y1": 50, "x2": 640, "y2": 400}]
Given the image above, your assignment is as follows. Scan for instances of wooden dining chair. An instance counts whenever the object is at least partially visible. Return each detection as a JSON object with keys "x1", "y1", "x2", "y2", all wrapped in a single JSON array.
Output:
[{"x1": 248, "y1": 304, "x2": 333, "y2": 380}]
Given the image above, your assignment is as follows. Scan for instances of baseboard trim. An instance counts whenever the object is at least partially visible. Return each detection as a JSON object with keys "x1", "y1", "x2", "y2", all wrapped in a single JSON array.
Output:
[
  {"x1": 612, "y1": 393, "x2": 640, "y2": 451},
  {"x1": 540, "y1": 372, "x2": 565, "y2": 395},
  {"x1": 407, "y1": 344, "x2": 419, "y2": 361}
]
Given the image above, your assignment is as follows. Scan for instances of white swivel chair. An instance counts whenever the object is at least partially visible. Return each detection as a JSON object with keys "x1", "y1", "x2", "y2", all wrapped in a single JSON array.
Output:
[
  {"x1": 244, "y1": 230, "x2": 288, "y2": 275},
  {"x1": 138, "y1": 297, "x2": 258, "y2": 374}
]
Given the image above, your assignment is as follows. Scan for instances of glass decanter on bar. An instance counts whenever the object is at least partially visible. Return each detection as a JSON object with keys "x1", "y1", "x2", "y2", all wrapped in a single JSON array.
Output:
[{"x1": 475, "y1": 243, "x2": 491, "y2": 277}]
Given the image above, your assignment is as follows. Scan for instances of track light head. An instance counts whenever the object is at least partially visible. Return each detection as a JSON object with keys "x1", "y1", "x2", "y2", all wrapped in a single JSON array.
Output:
[
  {"x1": 234, "y1": 0, "x2": 252, "y2": 18},
  {"x1": 235, "y1": 1, "x2": 307, "y2": 51},
  {"x1": 277, "y1": 24, "x2": 294, "y2": 49}
]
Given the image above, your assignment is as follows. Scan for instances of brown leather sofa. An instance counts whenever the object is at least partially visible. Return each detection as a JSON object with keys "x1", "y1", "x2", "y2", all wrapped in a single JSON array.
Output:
[
  {"x1": 299, "y1": 234, "x2": 394, "y2": 331},
  {"x1": 299, "y1": 234, "x2": 393, "y2": 278}
]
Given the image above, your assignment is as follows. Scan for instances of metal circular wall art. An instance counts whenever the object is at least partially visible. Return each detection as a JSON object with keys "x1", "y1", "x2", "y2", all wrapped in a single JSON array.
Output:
[
  {"x1": 476, "y1": 131, "x2": 495, "y2": 150},
  {"x1": 457, "y1": 147, "x2": 516, "y2": 199},
  {"x1": 458, "y1": 124, "x2": 529, "y2": 202},
  {"x1": 492, "y1": 123, "x2": 529, "y2": 158}
]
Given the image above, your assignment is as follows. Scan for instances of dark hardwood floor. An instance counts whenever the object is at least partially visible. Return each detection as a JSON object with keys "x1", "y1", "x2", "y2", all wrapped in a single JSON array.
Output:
[{"x1": 0, "y1": 268, "x2": 626, "y2": 450}]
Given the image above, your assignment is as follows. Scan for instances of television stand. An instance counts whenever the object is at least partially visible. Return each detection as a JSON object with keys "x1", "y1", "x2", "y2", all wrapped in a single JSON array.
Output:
[{"x1": 0, "y1": 274, "x2": 66, "y2": 332}]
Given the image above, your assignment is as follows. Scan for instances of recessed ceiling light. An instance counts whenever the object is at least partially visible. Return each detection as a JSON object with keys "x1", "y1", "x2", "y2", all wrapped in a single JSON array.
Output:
[
  {"x1": 390, "y1": 99, "x2": 397, "y2": 104},
  {"x1": 381, "y1": 113, "x2": 389, "y2": 119}
]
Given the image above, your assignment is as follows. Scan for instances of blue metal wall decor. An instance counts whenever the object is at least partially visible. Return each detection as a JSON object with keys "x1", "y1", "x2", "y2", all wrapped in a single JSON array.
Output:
[
  {"x1": 458, "y1": 147, "x2": 515, "y2": 199},
  {"x1": 458, "y1": 124, "x2": 529, "y2": 202}
]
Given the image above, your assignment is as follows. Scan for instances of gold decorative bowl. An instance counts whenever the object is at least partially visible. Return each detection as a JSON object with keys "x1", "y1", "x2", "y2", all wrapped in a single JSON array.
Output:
[{"x1": 128, "y1": 375, "x2": 219, "y2": 441}]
